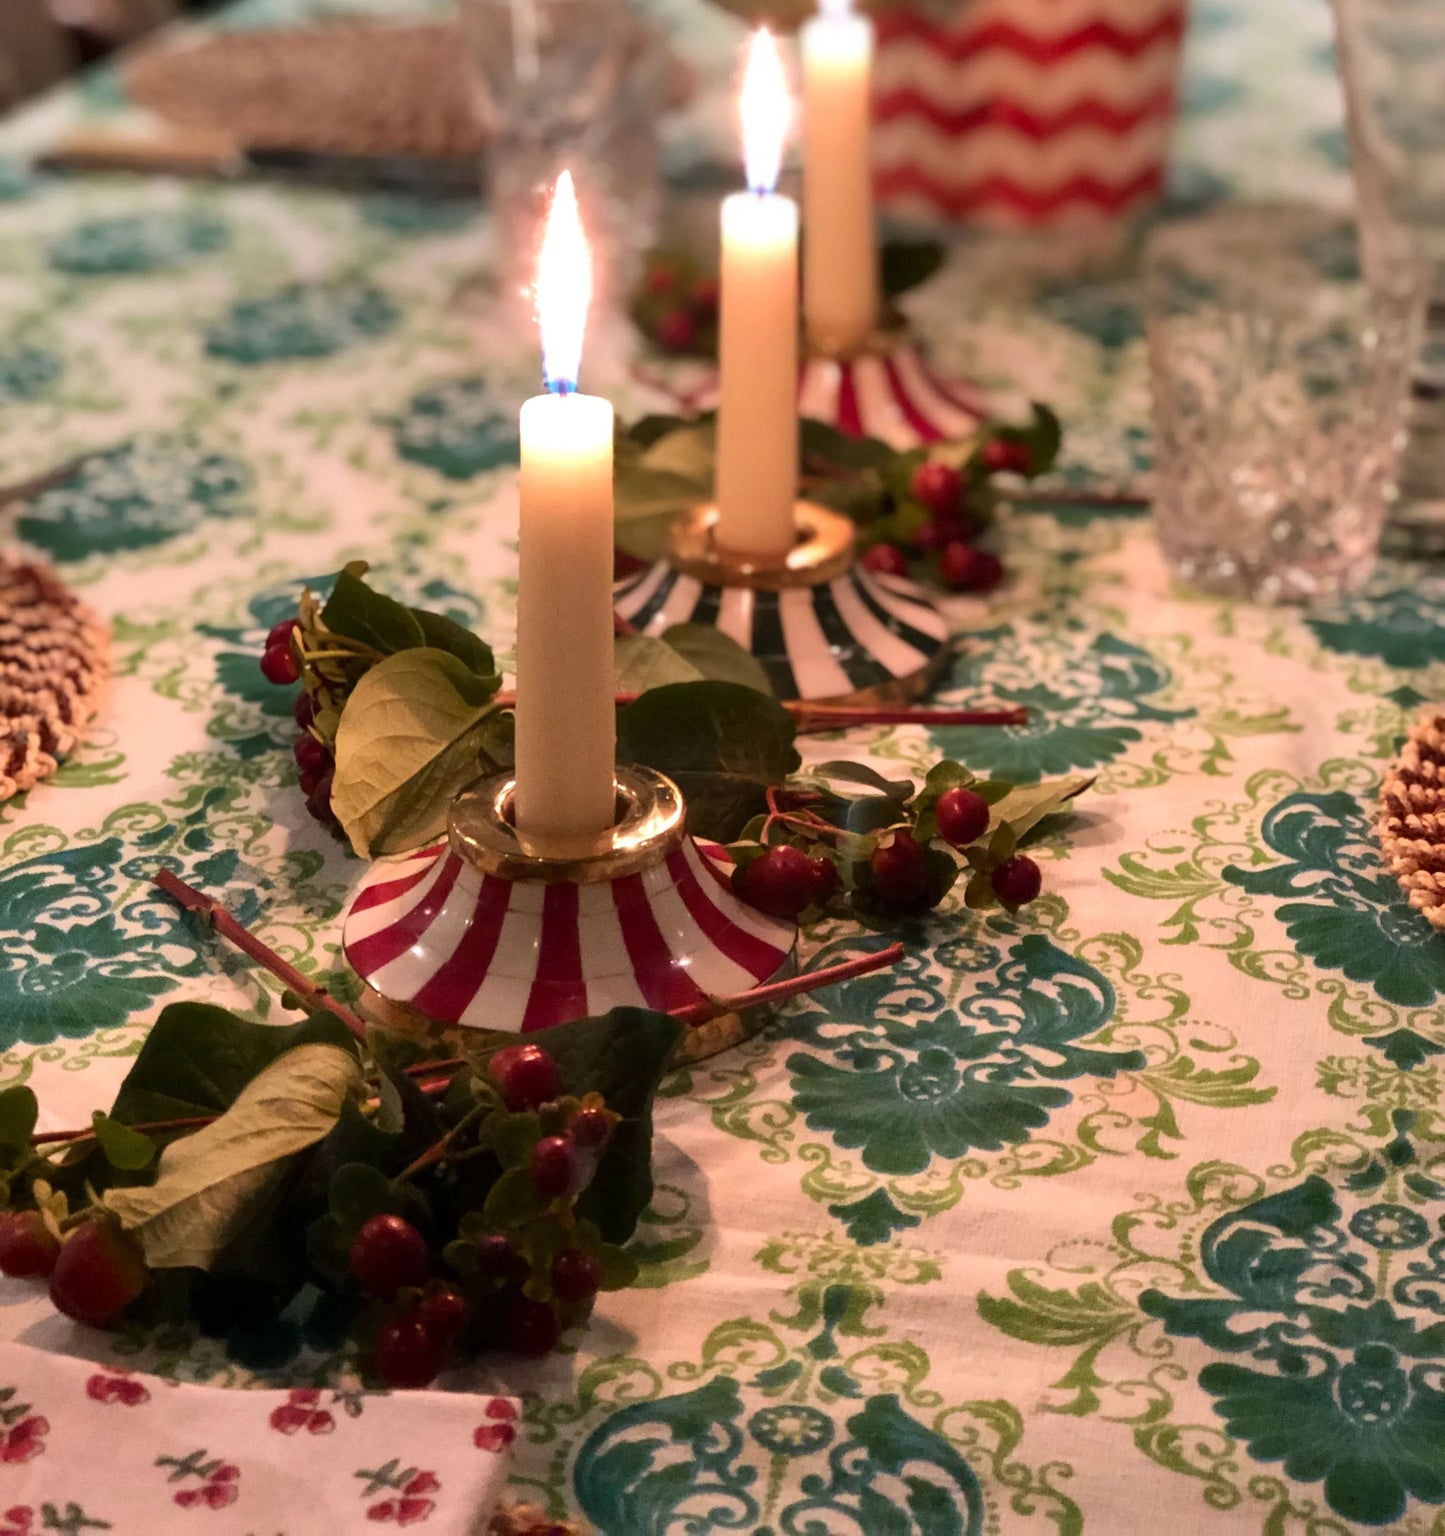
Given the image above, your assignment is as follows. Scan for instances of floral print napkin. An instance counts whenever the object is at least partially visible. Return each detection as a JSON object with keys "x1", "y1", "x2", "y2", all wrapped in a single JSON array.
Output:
[{"x1": 0, "y1": 1345, "x2": 518, "y2": 1534}]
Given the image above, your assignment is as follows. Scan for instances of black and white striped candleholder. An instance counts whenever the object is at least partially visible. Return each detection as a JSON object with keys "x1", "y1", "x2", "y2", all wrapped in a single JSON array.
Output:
[
  {"x1": 343, "y1": 765, "x2": 798, "y2": 1064},
  {"x1": 614, "y1": 501, "x2": 950, "y2": 706}
]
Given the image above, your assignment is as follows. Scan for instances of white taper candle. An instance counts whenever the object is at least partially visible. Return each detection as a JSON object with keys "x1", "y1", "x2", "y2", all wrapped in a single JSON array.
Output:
[{"x1": 513, "y1": 172, "x2": 617, "y2": 851}]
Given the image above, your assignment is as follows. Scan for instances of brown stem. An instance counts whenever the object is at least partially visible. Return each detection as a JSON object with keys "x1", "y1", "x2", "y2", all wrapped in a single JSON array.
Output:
[
  {"x1": 492, "y1": 691, "x2": 1026, "y2": 730},
  {"x1": 671, "y1": 941, "x2": 905, "y2": 1026},
  {"x1": 152, "y1": 870, "x2": 369, "y2": 1039}
]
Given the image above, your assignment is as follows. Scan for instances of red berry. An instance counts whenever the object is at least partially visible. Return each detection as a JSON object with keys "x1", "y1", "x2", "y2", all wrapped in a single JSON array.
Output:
[
  {"x1": 266, "y1": 618, "x2": 297, "y2": 651},
  {"x1": 739, "y1": 845, "x2": 814, "y2": 921},
  {"x1": 293, "y1": 690, "x2": 317, "y2": 729},
  {"x1": 260, "y1": 642, "x2": 299, "y2": 686},
  {"x1": 914, "y1": 514, "x2": 968, "y2": 553},
  {"x1": 656, "y1": 308, "x2": 699, "y2": 353},
  {"x1": 644, "y1": 264, "x2": 677, "y2": 296},
  {"x1": 869, "y1": 831, "x2": 930, "y2": 912},
  {"x1": 690, "y1": 276, "x2": 720, "y2": 317},
  {"x1": 416, "y1": 1286, "x2": 469, "y2": 1344},
  {"x1": 0, "y1": 1211, "x2": 60, "y2": 1280},
  {"x1": 570, "y1": 1104, "x2": 612, "y2": 1149},
  {"x1": 614, "y1": 546, "x2": 648, "y2": 581},
  {"x1": 991, "y1": 854, "x2": 1042, "y2": 907},
  {"x1": 293, "y1": 733, "x2": 328, "y2": 775},
  {"x1": 48, "y1": 1219, "x2": 148, "y2": 1326},
  {"x1": 939, "y1": 543, "x2": 1005, "y2": 594},
  {"x1": 551, "y1": 1247, "x2": 602, "y2": 1304},
  {"x1": 910, "y1": 459, "x2": 963, "y2": 517},
  {"x1": 349, "y1": 1215, "x2": 430, "y2": 1299},
  {"x1": 531, "y1": 1136, "x2": 576, "y2": 1199},
  {"x1": 475, "y1": 1233, "x2": 523, "y2": 1280},
  {"x1": 983, "y1": 438, "x2": 1031, "y2": 475},
  {"x1": 375, "y1": 1317, "x2": 447, "y2": 1389},
  {"x1": 305, "y1": 767, "x2": 335, "y2": 825},
  {"x1": 489, "y1": 1043, "x2": 560, "y2": 1111},
  {"x1": 935, "y1": 787, "x2": 991, "y2": 848},
  {"x1": 862, "y1": 544, "x2": 910, "y2": 579},
  {"x1": 506, "y1": 1297, "x2": 561, "y2": 1358},
  {"x1": 806, "y1": 856, "x2": 838, "y2": 906}
]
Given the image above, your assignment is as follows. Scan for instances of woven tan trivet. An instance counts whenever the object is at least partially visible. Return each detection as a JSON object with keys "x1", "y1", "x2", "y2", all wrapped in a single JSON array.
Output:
[
  {"x1": 0, "y1": 553, "x2": 110, "y2": 804},
  {"x1": 124, "y1": 22, "x2": 482, "y2": 159},
  {"x1": 1378, "y1": 707, "x2": 1445, "y2": 931}
]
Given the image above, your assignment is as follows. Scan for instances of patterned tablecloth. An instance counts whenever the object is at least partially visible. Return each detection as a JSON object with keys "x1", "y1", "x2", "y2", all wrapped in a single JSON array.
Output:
[{"x1": 4, "y1": 2, "x2": 1445, "y2": 1534}]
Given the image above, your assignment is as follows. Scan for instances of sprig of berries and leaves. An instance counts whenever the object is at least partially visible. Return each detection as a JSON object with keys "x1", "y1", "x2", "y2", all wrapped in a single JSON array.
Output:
[
  {"x1": 255, "y1": 563, "x2": 511, "y2": 857},
  {"x1": 0, "y1": 1002, "x2": 680, "y2": 1387},
  {"x1": 727, "y1": 759, "x2": 1089, "y2": 925},
  {"x1": 612, "y1": 405, "x2": 1061, "y2": 590}
]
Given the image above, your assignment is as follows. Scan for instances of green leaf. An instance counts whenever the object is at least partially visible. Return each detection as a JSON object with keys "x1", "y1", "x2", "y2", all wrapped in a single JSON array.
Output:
[
  {"x1": 658, "y1": 625, "x2": 773, "y2": 695},
  {"x1": 91, "y1": 1113, "x2": 156, "y2": 1172},
  {"x1": 321, "y1": 569, "x2": 426, "y2": 654},
  {"x1": 327, "y1": 1162, "x2": 396, "y2": 1228},
  {"x1": 109, "y1": 1004, "x2": 358, "y2": 1126},
  {"x1": 331, "y1": 647, "x2": 507, "y2": 857},
  {"x1": 989, "y1": 775, "x2": 1094, "y2": 841},
  {"x1": 0, "y1": 1087, "x2": 37, "y2": 1161},
  {"x1": 487, "y1": 1112, "x2": 541, "y2": 1170},
  {"x1": 104, "y1": 1044, "x2": 363, "y2": 1271},
  {"x1": 614, "y1": 422, "x2": 716, "y2": 561},
  {"x1": 484, "y1": 1167, "x2": 545, "y2": 1227},
  {"x1": 639, "y1": 421, "x2": 716, "y2": 480},
  {"x1": 989, "y1": 822, "x2": 1018, "y2": 863},
  {"x1": 799, "y1": 417, "x2": 894, "y2": 473},
  {"x1": 411, "y1": 609, "x2": 497, "y2": 683},
  {"x1": 880, "y1": 238, "x2": 946, "y2": 300},
  {"x1": 541, "y1": 1007, "x2": 683, "y2": 1244},
  {"x1": 963, "y1": 869, "x2": 996, "y2": 910},
  {"x1": 614, "y1": 634, "x2": 705, "y2": 693},
  {"x1": 617, "y1": 681, "x2": 799, "y2": 842},
  {"x1": 623, "y1": 414, "x2": 695, "y2": 450},
  {"x1": 596, "y1": 1243, "x2": 640, "y2": 1291}
]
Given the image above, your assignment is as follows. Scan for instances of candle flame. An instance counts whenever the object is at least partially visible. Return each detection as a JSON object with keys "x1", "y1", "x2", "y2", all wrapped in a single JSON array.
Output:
[
  {"x1": 819, "y1": 0, "x2": 852, "y2": 15},
  {"x1": 536, "y1": 170, "x2": 592, "y2": 393},
  {"x1": 741, "y1": 28, "x2": 790, "y2": 195}
]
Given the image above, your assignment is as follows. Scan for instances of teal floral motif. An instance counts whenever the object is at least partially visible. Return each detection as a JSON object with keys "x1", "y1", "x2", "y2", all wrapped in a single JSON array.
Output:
[
  {"x1": 49, "y1": 209, "x2": 229, "y2": 275},
  {"x1": 359, "y1": 196, "x2": 478, "y2": 235},
  {"x1": 17, "y1": 442, "x2": 252, "y2": 562},
  {"x1": 0, "y1": 159, "x2": 35, "y2": 201},
  {"x1": 932, "y1": 627, "x2": 1192, "y2": 782},
  {"x1": 1307, "y1": 579, "x2": 1445, "y2": 668},
  {"x1": 205, "y1": 281, "x2": 399, "y2": 364},
  {"x1": 1222, "y1": 788, "x2": 1445, "y2": 1008},
  {"x1": 1351, "y1": 1204, "x2": 1430, "y2": 1251},
  {"x1": 393, "y1": 376, "x2": 520, "y2": 479},
  {"x1": 574, "y1": 1378, "x2": 985, "y2": 1536},
  {"x1": 786, "y1": 935, "x2": 1143, "y2": 1177},
  {"x1": 1140, "y1": 1175, "x2": 1445, "y2": 1527},
  {"x1": 0, "y1": 346, "x2": 61, "y2": 403},
  {"x1": 0, "y1": 806, "x2": 263, "y2": 1048}
]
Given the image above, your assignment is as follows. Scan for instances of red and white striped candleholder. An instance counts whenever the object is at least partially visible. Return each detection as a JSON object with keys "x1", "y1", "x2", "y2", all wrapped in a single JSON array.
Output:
[
  {"x1": 343, "y1": 766, "x2": 797, "y2": 1063},
  {"x1": 614, "y1": 500, "x2": 950, "y2": 706},
  {"x1": 668, "y1": 333, "x2": 988, "y2": 451}
]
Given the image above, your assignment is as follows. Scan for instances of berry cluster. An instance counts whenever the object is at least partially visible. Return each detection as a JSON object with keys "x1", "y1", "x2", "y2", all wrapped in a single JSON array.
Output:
[
  {"x1": 340, "y1": 1043, "x2": 618, "y2": 1388},
  {"x1": 631, "y1": 250, "x2": 720, "y2": 358},
  {"x1": 730, "y1": 770, "x2": 1044, "y2": 924},
  {"x1": 861, "y1": 444, "x2": 1033, "y2": 595},
  {"x1": 0, "y1": 1209, "x2": 148, "y2": 1328}
]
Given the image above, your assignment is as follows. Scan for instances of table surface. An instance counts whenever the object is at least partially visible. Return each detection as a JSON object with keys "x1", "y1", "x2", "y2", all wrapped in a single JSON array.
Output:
[{"x1": 4, "y1": 3, "x2": 1445, "y2": 1534}]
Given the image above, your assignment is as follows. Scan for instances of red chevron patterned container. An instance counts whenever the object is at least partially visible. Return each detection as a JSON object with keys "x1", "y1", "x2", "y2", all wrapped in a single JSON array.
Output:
[{"x1": 872, "y1": 0, "x2": 1190, "y2": 225}]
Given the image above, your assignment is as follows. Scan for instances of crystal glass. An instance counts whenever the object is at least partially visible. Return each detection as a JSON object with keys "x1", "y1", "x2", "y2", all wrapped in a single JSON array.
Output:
[
  {"x1": 1146, "y1": 207, "x2": 1422, "y2": 604},
  {"x1": 1331, "y1": 0, "x2": 1445, "y2": 544},
  {"x1": 456, "y1": 0, "x2": 668, "y2": 320}
]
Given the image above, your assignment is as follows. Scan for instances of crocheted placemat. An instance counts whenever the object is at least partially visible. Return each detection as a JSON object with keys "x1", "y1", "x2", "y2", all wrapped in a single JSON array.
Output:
[
  {"x1": 1378, "y1": 708, "x2": 1445, "y2": 931},
  {"x1": 0, "y1": 554, "x2": 110, "y2": 804},
  {"x1": 124, "y1": 22, "x2": 482, "y2": 159}
]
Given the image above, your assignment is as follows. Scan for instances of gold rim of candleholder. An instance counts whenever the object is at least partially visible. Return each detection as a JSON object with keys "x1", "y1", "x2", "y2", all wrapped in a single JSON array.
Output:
[
  {"x1": 668, "y1": 501, "x2": 855, "y2": 590},
  {"x1": 448, "y1": 765, "x2": 685, "y2": 883}
]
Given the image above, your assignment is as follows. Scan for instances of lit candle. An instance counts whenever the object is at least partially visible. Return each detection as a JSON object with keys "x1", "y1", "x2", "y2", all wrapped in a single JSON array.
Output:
[
  {"x1": 801, "y1": 0, "x2": 878, "y2": 356},
  {"x1": 715, "y1": 29, "x2": 800, "y2": 558},
  {"x1": 514, "y1": 171, "x2": 617, "y2": 852}
]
